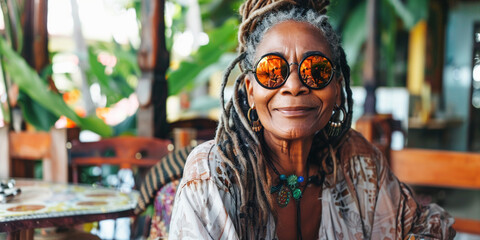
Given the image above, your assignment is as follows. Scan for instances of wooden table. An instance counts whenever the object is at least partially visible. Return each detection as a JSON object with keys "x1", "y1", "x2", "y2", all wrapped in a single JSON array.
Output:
[{"x1": 0, "y1": 179, "x2": 139, "y2": 240}]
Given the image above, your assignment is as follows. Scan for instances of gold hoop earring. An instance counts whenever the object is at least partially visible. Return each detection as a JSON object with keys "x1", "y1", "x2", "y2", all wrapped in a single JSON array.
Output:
[
  {"x1": 247, "y1": 103, "x2": 262, "y2": 132},
  {"x1": 325, "y1": 105, "x2": 346, "y2": 137}
]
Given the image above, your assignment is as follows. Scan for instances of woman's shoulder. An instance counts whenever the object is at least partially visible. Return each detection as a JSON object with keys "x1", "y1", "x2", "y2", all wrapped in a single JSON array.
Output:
[
  {"x1": 181, "y1": 140, "x2": 216, "y2": 182},
  {"x1": 338, "y1": 129, "x2": 383, "y2": 160},
  {"x1": 337, "y1": 129, "x2": 387, "y2": 173},
  {"x1": 180, "y1": 140, "x2": 232, "y2": 189}
]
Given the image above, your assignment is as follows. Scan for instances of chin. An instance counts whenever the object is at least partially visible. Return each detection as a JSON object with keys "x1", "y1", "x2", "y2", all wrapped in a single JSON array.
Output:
[{"x1": 269, "y1": 126, "x2": 319, "y2": 140}]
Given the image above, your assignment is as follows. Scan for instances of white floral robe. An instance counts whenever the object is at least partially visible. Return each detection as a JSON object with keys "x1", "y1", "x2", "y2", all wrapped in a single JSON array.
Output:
[{"x1": 169, "y1": 130, "x2": 455, "y2": 239}]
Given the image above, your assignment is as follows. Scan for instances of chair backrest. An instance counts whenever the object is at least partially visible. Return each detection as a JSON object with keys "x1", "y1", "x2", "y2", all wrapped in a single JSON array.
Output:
[
  {"x1": 70, "y1": 136, "x2": 173, "y2": 184},
  {"x1": 390, "y1": 148, "x2": 480, "y2": 235},
  {"x1": 391, "y1": 148, "x2": 480, "y2": 189},
  {"x1": 356, "y1": 114, "x2": 480, "y2": 235},
  {"x1": 4, "y1": 128, "x2": 68, "y2": 182},
  {"x1": 355, "y1": 114, "x2": 395, "y2": 160},
  {"x1": 169, "y1": 117, "x2": 218, "y2": 142},
  {"x1": 0, "y1": 127, "x2": 9, "y2": 179}
]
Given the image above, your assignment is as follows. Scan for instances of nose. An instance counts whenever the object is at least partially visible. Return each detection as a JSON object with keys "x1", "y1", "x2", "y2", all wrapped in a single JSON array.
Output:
[{"x1": 280, "y1": 65, "x2": 310, "y2": 96}]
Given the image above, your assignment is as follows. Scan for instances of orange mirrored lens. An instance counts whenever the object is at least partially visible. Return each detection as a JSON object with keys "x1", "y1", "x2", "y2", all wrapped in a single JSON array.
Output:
[
  {"x1": 300, "y1": 55, "x2": 333, "y2": 88},
  {"x1": 255, "y1": 55, "x2": 288, "y2": 88}
]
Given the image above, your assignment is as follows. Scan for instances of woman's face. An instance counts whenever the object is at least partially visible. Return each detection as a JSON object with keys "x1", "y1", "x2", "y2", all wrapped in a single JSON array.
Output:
[{"x1": 245, "y1": 20, "x2": 342, "y2": 142}]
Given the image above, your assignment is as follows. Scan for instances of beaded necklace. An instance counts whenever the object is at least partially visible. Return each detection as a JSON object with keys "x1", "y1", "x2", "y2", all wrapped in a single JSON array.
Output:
[
  {"x1": 269, "y1": 170, "x2": 307, "y2": 207},
  {"x1": 267, "y1": 160, "x2": 325, "y2": 240}
]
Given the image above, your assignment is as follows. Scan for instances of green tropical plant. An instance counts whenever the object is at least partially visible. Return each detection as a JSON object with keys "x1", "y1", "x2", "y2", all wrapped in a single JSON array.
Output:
[
  {"x1": 0, "y1": 38, "x2": 113, "y2": 136},
  {"x1": 167, "y1": 18, "x2": 238, "y2": 96},
  {"x1": 0, "y1": 0, "x2": 432, "y2": 137},
  {"x1": 85, "y1": 42, "x2": 139, "y2": 107},
  {"x1": 329, "y1": 0, "x2": 429, "y2": 87},
  {"x1": 167, "y1": 0, "x2": 430, "y2": 95},
  {"x1": 0, "y1": 0, "x2": 112, "y2": 136}
]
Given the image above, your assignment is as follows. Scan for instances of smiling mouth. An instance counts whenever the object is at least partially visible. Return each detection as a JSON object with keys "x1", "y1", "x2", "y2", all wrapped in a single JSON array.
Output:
[{"x1": 274, "y1": 107, "x2": 317, "y2": 116}]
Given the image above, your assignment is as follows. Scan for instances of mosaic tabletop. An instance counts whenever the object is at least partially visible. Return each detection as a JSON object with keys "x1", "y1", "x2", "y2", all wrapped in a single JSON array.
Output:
[{"x1": 0, "y1": 179, "x2": 139, "y2": 230}]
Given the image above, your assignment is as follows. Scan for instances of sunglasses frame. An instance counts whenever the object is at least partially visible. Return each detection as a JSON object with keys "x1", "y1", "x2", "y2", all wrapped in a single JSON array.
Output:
[{"x1": 248, "y1": 51, "x2": 337, "y2": 90}]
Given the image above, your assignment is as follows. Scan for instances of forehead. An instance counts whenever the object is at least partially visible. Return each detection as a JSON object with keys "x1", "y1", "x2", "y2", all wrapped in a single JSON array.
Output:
[{"x1": 255, "y1": 20, "x2": 333, "y2": 61}]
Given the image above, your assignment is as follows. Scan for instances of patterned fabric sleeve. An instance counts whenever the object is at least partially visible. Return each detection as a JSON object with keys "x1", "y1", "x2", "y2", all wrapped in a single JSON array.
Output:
[
  {"x1": 373, "y1": 151, "x2": 456, "y2": 239},
  {"x1": 169, "y1": 179, "x2": 239, "y2": 240}
]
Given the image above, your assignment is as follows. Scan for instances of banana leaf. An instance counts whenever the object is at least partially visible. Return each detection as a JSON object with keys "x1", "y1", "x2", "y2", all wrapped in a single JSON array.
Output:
[
  {"x1": 17, "y1": 92, "x2": 57, "y2": 131},
  {"x1": 167, "y1": 17, "x2": 238, "y2": 96},
  {"x1": 86, "y1": 44, "x2": 136, "y2": 106},
  {"x1": 379, "y1": 1, "x2": 398, "y2": 87},
  {"x1": 385, "y1": 0, "x2": 429, "y2": 29},
  {"x1": 0, "y1": 38, "x2": 113, "y2": 137},
  {"x1": 0, "y1": 59, "x2": 10, "y2": 123},
  {"x1": 342, "y1": 1, "x2": 367, "y2": 67},
  {"x1": 0, "y1": 0, "x2": 23, "y2": 54},
  {"x1": 328, "y1": 0, "x2": 361, "y2": 30}
]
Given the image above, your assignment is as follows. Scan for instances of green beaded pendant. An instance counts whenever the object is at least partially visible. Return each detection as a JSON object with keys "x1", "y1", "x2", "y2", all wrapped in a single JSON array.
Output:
[
  {"x1": 271, "y1": 174, "x2": 305, "y2": 207},
  {"x1": 277, "y1": 185, "x2": 291, "y2": 207},
  {"x1": 287, "y1": 175, "x2": 298, "y2": 188},
  {"x1": 292, "y1": 188, "x2": 302, "y2": 200}
]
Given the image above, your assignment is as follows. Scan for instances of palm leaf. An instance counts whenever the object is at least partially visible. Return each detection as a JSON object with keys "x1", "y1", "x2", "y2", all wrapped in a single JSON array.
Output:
[
  {"x1": 167, "y1": 18, "x2": 238, "y2": 96},
  {"x1": 342, "y1": 1, "x2": 367, "y2": 66},
  {"x1": 0, "y1": 38, "x2": 112, "y2": 136}
]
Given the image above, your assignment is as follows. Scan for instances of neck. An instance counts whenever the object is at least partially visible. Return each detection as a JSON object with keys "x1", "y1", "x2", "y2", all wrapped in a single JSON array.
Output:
[{"x1": 263, "y1": 131, "x2": 314, "y2": 177}]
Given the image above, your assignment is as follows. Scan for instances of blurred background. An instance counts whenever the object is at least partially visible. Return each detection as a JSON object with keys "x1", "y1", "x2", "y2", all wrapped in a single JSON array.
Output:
[
  {"x1": 2, "y1": 0, "x2": 479, "y2": 150},
  {"x1": 0, "y1": 0, "x2": 479, "y2": 239}
]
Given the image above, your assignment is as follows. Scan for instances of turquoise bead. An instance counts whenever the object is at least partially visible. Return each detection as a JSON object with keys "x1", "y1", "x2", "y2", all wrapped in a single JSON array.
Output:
[{"x1": 280, "y1": 174, "x2": 287, "y2": 180}]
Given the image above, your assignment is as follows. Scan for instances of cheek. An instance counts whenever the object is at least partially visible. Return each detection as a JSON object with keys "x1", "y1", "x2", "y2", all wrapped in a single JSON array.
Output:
[
  {"x1": 251, "y1": 84, "x2": 275, "y2": 110},
  {"x1": 313, "y1": 87, "x2": 338, "y2": 121}
]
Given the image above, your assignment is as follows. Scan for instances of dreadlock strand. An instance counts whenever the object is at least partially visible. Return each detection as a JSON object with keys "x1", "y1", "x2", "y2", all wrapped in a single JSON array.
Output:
[
  {"x1": 222, "y1": 104, "x2": 238, "y2": 143},
  {"x1": 247, "y1": 150, "x2": 270, "y2": 223},
  {"x1": 220, "y1": 53, "x2": 246, "y2": 112},
  {"x1": 226, "y1": 70, "x2": 272, "y2": 232},
  {"x1": 215, "y1": 54, "x2": 250, "y2": 212},
  {"x1": 231, "y1": 78, "x2": 261, "y2": 145},
  {"x1": 337, "y1": 45, "x2": 354, "y2": 132},
  {"x1": 216, "y1": 112, "x2": 247, "y2": 204},
  {"x1": 217, "y1": 144, "x2": 247, "y2": 207}
]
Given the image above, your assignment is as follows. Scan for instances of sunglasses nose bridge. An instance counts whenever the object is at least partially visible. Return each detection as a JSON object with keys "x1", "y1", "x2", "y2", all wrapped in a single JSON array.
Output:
[
  {"x1": 286, "y1": 61, "x2": 304, "y2": 82},
  {"x1": 287, "y1": 62, "x2": 300, "y2": 78},
  {"x1": 281, "y1": 62, "x2": 310, "y2": 94}
]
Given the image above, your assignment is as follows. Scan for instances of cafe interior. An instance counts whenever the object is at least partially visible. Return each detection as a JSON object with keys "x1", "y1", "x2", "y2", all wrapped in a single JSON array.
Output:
[{"x1": 0, "y1": 0, "x2": 480, "y2": 239}]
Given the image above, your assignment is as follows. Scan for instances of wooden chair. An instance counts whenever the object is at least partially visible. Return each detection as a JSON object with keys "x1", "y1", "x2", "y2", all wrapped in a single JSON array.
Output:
[
  {"x1": 169, "y1": 117, "x2": 218, "y2": 142},
  {"x1": 69, "y1": 136, "x2": 173, "y2": 239},
  {"x1": 391, "y1": 148, "x2": 480, "y2": 235},
  {"x1": 0, "y1": 126, "x2": 9, "y2": 179},
  {"x1": 356, "y1": 114, "x2": 480, "y2": 235},
  {"x1": 355, "y1": 114, "x2": 397, "y2": 161},
  {"x1": 1, "y1": 127, "x2": 69, "y2": 183},
  {"x1": 70, "y1": 136, "x2": 173, "y2": 184}
]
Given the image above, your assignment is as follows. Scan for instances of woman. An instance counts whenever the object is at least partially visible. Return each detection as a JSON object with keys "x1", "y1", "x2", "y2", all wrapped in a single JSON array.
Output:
[{"x1": 169, "y1": 0, "x2": 455, "y2": 239}]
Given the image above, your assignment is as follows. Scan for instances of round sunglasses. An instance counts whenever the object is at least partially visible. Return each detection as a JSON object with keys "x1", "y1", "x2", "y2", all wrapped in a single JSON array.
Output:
[{"x1": 247, "y1": 52, "x2": 337, "y2": 90}]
